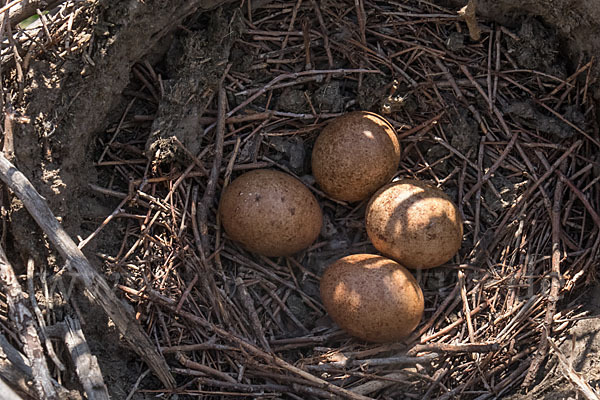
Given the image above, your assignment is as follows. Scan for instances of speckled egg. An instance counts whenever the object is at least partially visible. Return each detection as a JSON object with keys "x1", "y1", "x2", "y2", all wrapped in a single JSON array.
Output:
[
  {"x1": 311, "y1": 111, "x2": 401, "y2": 202},
  {"x1": 320, "y1": 254, "x2": 424, "y2": 342},
  {"x1": 365, "y1": 179, "x2": 463, "y2": 269},
  {"x1": 219, "y1": 169, "x2": 322, "y2": 257}
]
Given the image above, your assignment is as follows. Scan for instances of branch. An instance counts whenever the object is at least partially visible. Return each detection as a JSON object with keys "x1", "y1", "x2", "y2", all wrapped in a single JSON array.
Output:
[
  {"x1": 0, "y1": 244, "x2": 57, "y2": 399},
  {"x1": 2, "y1": 0, "x2": 64, "y2": 28},
  {"x1": 0, "y1": 153, "x2": 175, "y2": 388},
  {"x1": 0, "y1": 377, "x2": 25, "y2": 400},
  {"x1": 0, "y1": 339, "x2": 35, "y2": 399},
  {"x1": 47, "y1": 318, "x2": 109, "y2": 400}
]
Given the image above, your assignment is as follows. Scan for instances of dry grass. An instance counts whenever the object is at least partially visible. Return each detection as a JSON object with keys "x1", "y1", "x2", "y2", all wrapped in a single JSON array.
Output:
[{"x1": 4, "y1": 0, "x2": 600, "y2": 399}]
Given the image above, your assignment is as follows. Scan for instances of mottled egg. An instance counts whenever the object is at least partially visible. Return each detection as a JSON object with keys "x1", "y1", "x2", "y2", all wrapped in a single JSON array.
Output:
[
  {"x1": 219, "y1": 169, "x2": 322, "y2": 257},
  {"x1": 311, "y1": 111, "x2": 401, "y2": 202},
  {"x1": 320, "y1": 254, "x2": 424, "y2": 342},
  {"x1": 366, "y1": 179, "x2": 463, "y2": 269}
]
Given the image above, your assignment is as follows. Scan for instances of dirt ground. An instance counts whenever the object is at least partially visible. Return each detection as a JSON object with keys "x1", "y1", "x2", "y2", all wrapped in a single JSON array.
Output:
[{"x1": 2, "y1": 0, "x2": 600, "y2": 399}]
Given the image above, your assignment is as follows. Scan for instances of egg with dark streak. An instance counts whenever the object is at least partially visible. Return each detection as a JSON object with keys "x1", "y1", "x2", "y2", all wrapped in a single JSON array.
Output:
[{"x1": 219, "y1": 169, "x2": 323, "y2": 257}]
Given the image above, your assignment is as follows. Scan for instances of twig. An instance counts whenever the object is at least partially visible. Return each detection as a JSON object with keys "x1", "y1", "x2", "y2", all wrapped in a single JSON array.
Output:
[
  {"x1": 549, "y1": 338, "x2": 600, "y2": 400},
  {"x1": 199, "y1": 84, "x2": 227, "y2": 255},
  {"x1": 350, "y1": 372, "x2": 408, "y2": 396},
  {"x1": 462, "y1": 130, "x2": 519, "y2": 204},
  {"x1": 458, "y1": 269, "x2": 476, "y2": 343},
  {"x1": 0, "y1": 153, "x2": 175, "y2": 388},
  {"x1": 124, "y1": 369, "x2": 150, "y2": 400},
  {"x1": 60, "y1": 317, "x2": 110, "y2": 400},
  {"x1": 557, "y1": 170, "x2": 600, "y2": 230},
  {"x1": 523, "y1": 162, "x2": 566, "y2": 388},
  {"x1": 409, "y1": 342, "x2": 500, "y2": 355},
  {"x1": 5, "y1": 0, "x2": 64, "y2": 28},
  {"x1": 308, "y1": 0, "x2": 333, "y2": 67},
  {"x1": 235, "y1": 277, "x2": 271, "y2": 351},
  {"x1": 26, "y1": 259, "x2": 65, "y2": 372},
  {"x1": 0, "y1": 244, "x2": 57, "y2": 399},
  {"x1": 223, "y1": 68, "x2": 377, "y2": 124},
  {"x1": 0, "y1": 333, "x2": 36, "y2": 398},
  {"x1": 176, "y1": 352, "x2": 236, "y2": 383},
  {"x1": 353, "y1": 353, "x2": 438, "y2": 367},
  {"x1": 159, "y1": 300, "x2": 373, "y2": 400}
]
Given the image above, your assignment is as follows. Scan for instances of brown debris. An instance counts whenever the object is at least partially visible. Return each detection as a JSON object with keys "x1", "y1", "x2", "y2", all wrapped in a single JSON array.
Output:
[
  {"x1": 90, "y1": 1, "x2": 600, "y2": 397},
  {"x1": 458, "y1": 0, "x2": 482, "y2": 41},
  {"x1": 2, "y1": 0, "x2": 600, "y2": 399}
]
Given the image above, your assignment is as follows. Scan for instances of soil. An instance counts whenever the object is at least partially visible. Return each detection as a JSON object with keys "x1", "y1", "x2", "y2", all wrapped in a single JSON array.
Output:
[{"x1": 2, "y1": 0, "x2": 600, "y2": 399}]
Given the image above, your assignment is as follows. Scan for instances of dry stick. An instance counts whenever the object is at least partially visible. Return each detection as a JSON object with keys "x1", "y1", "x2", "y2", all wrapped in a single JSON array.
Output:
[
  {"x1": 302, "y1": 16, "x2": 312, "y2": 69},
  {"x1": 124, "y1": 369, "x2": 150, "y2": 400},
  {"x1": 221, "y1": 68, "x2": 377, "y2": 127},
  {"x1": 493, "y1": 27, "x2": 501, "y2": 103},
  {"x1": 162, "y1": 342, "x2": 236, "y2": 353},
  {"x1": 280, "y1": 0, "x2": 302, "y2": 53},
  {"x1": 235, "y1": 277, "x2": 271, "y2": 351},
  {"x1": 78, "y1": 195, "x2": 130, "y2": 249},
  {"x1": 462, "y1": 131, "x2": 519, "y2": 204},
  {"x1": 3, "y1": 103, "x2": 15, "y2": 161},
  {"x1": 546, "y1": 58, "x2": 594, "y2": 98},
  {"x1": 423, "y1": 368, "x2": 450, "y2": 400},
  {"x1": 0, "y1": 333, "x2": 36, "y2": 398},
  {"x1": 0, "y1": 10, "x2": 7, "y2": 113},
  {"x1": 196, "y1": 83, "x2": 232, "y2": 326},
  {"x1": 25, "y1": 259, "x2": 65, "y2": 372},
  {"x1": 548, "y1": 338, "x2": 600, "y2": 400},
  {"x1": 5, "y1": 0, "x2": 64, "y2": 28},
  {"x1": 175, "y1": 352, "x2": 236, "y2": 383},
  {"x1": 0, "y1": 153, "x2": 175, "y2": 388},
  {"x1": 487, "y1": 141, "x2": 581, "y2": 254},
  {"x1": 0, "y1": 244, "x2": 57, "y2": 400},
  {"x1": 175, "y1": 374, "x2": 337, "y2": 399},
  {"x1": 458, "y1": 269, "x2": 476, "y2": 343},
  {"x1": 0, "y1": 332, "x2": 32, "y2": 377},
  {"x1": 355, "y1": 0, "x2": 367, "y2": 88},
  {"x1": 434, "y1": 58, "x2": 486, "y2": 132},
  {"x1": 158, "y1": 303, "x2": 373, "y2": 400},
  {"x1": 473, "y1": 136, "x2": 484, "y2": 243},
  {"x1": 409, "y1": 342, "x2": 500, "y2": 355},
  {"x1": 61, "y1": 317, "x2": 110, "y2": 400},
  {"x1": 486, "y1": 28, "x2": 493, "y2": 110},
  {"x1": 557, "y1": 171, "x2": 600, "y2": 230},
  {"x1": 0, "y1": 378, "x2": 23, "y2": 400},
  {"x1": 502, "y1": 74, "x2": 600, "y2": 148},
  {"x1": 308, "y1": 0, "x2": 333, "y2": 68},
  {"x1": 397, "y1": 112, "x2": 445, "y2": 140},
  {"x1": 523, "y1": 164, "x2": 565, "y2": 388},
  {"x1": 410, "y1": 283, "x2": 460, "y2": 341},
  {"x1": 352, "y1": 353, "x2": 438, "y2": 367},
  {"x1": 350, "y1": 372, "x2": 408, "y2": 396},
  {"x1": 460, "y1": 64, "x2": 516, "y2": 140},
  {"x1": 421, "y1": 301, "x2": 489, "y2": 343},
  {"x1": 199, "y1": 85, "x2": 227, "y2": 253}
]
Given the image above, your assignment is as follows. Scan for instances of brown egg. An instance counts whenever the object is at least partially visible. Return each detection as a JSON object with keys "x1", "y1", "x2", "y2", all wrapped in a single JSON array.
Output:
[
  {"x1": 219, "y1": 169, "x2": 322, "y2": 257},
  {"x1": 365, "y1": 179, "x2": 463, "y2": 269},
  {"x1": 311, "y1": 111, "x2": 401, "y2": 202},
  {"x1": 320, "y1": 254, "x2": 424, "y2": 342}
]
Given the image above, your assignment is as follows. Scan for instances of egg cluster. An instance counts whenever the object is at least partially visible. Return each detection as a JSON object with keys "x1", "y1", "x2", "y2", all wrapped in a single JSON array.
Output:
[{"x1": 219, "y1": 111, "x2": 463, "y2": 343}]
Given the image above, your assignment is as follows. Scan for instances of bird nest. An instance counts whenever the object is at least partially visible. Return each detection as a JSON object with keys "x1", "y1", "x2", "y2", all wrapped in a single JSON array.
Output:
[{"x1": 93, "y1": 1, "x2": 600, "y2": 398}]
